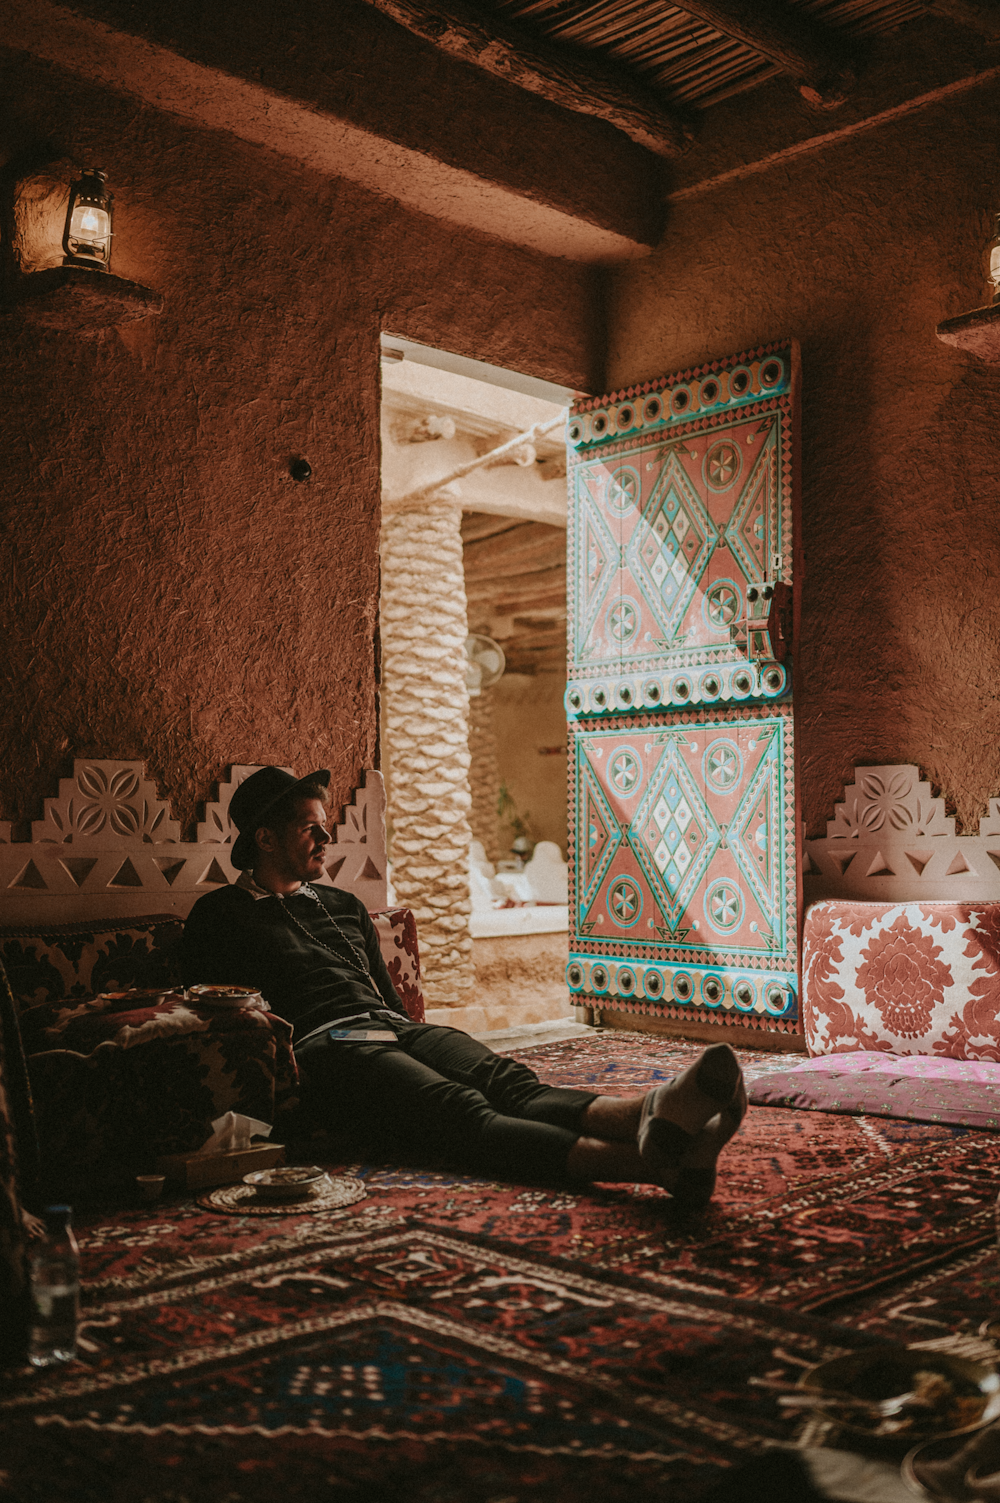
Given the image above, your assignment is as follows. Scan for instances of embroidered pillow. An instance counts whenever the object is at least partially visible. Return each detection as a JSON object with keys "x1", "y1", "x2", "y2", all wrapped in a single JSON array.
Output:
[
  {"x1": 802, "y1": 901, "x2": 1000, "y2": 1060},
  {"x1": 371, "y1": 907, "x2": 424, "y2": 1022},
  {"x1": 0, "y1": 915, "x2": 184, "y2": 1016}
]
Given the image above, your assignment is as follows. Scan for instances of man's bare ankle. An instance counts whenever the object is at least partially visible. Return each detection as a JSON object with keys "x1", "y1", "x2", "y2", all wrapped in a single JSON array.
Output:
[{"x1": 581, "y1": 1094, "x2": 645, "y2": 1141}]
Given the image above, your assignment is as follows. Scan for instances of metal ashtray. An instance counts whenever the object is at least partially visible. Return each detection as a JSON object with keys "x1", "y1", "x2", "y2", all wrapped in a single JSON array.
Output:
[{"x1": 242, "y1": 1166, "x2": 328, "y2": 1202}]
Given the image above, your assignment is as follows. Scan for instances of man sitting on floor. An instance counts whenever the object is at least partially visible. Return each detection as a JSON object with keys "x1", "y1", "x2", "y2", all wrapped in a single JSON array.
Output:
[{"x1": 180, "y1": 766, "x2": 747, "y2": 1207}]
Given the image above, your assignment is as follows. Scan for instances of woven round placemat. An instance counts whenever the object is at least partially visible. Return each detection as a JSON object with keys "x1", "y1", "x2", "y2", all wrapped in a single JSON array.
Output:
[{"x1": 197, "y1": 1174, "x2": 367, "y2": 1216}]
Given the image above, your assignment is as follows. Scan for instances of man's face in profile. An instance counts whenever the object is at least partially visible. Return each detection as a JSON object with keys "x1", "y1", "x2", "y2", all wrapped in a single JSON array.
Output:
[{"x1": 260, "y1": 797, "x2": 331, "y2": 885}]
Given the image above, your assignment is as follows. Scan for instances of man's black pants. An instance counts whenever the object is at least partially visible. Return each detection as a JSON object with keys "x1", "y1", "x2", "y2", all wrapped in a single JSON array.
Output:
[{"x1": 294, "y1": 1019, "x2": 597, "y2": 1181}]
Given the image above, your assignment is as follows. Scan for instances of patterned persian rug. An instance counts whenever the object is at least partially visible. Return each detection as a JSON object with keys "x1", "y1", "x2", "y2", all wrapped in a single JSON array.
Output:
[
  {"x1": 492, "y1": 1036, "x2": 1000, "y2": 1310},
  {"x1": 4, "y1": 1033, "x2": 999, "y2": 1502}
]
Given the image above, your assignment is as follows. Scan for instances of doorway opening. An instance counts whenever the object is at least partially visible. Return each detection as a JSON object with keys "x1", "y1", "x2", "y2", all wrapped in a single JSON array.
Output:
[{"x1": 378, "y1": 333, "x2": 576, "y2": 1030}]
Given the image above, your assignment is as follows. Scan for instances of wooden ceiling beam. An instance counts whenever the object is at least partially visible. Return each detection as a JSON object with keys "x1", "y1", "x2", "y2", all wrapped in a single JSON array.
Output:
[
  {"x1": 675, "y1": 0, "x2": 856, "y2": 107},
  {"x1": 464, "y1": 541, "x2": 567, "y2": 581},
  {"x1": 500, "y1": 645, "x2": 567, "y2": 674},
  {"x1": 467, "y1": 567, "x2": 566, "y2": 599},
  {"x1": 465, "y1": 562, "x2": 567, "y2": 591},
  {"x1": 463, "y1": 521, "x2": 567, "y2": 578},
  {"x1": 460, "y1": 513, "x2": 526, "y2": 543},
  {"x1": 361, "y1": 0, "x2": 693, "y2": 156},
  {"x1": 497, "y1": 627, "x2": 566, "y2": 648},
  {"x1": 478, "y1": 586, "x2": 568, "y2": 615},
  {"x1": 923, "y1": 0, "x2": 1000, "y2": 36}
]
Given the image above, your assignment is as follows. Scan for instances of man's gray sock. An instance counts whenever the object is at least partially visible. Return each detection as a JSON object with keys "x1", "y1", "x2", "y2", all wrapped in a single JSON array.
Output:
[
  {"x1": 638, "y1": 1043, "x2": 743, "y2": 1189},
  {"x1": 671, "y1": 1075, "x2": 750, "y2": 1210}
]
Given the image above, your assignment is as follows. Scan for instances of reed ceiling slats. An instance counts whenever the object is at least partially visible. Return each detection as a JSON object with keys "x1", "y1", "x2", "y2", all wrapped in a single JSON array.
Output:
[{"x1": 491, "y1": 0, "x2": 927, "y2": 106}]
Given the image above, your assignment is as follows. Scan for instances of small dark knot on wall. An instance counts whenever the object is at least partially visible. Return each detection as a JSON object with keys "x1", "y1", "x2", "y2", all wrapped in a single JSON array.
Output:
[{"x1": 290, "y1": 458, "x2": 312, "y2": 482}]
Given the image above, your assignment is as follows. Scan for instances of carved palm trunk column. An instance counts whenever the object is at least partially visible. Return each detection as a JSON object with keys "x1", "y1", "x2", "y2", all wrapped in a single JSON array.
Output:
[
  {"x1": 380, "y1": 497, "x2": 473, "y2": 1007},
  {"x1": 468, "y1": 687, "x2": 501, "y2": 864}
]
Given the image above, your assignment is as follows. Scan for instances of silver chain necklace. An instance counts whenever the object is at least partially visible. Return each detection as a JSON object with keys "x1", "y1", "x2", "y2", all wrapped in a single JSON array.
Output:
[{"x1": 262, "y1": 880, "x2": 373, "y2": 983}]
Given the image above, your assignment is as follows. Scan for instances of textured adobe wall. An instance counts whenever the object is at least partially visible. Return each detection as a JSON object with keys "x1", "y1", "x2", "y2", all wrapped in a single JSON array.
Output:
[
  {"x1": 0, "y1": 59, "x2": 599, "y2": 833},
  {"x1": 606, "y1": 88, "x2": 1000, "y2": 834}
]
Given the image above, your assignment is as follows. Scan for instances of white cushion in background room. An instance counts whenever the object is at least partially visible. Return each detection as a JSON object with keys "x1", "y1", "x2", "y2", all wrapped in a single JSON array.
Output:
[{"x1": 521, "y1": 842, "x2": 569, "y2": 904}]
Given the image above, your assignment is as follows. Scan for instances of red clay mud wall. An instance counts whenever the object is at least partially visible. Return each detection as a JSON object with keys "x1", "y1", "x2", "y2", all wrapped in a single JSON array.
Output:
[
  {"x1": 606, "y1": 85, "x2": 1000, "y2": 833},
  {"x1": 0, "y1": 60, "x2": 600, "y2": 833}
]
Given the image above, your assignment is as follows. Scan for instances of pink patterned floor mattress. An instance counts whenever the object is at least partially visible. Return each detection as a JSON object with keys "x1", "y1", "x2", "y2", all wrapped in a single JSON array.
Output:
[
  {"x1": 748, "y1": 1050, "x2": 1000, "y2": 1129},
  {"x1": 749, "y1": 900, "x2": 1000, "y2": 1128}
]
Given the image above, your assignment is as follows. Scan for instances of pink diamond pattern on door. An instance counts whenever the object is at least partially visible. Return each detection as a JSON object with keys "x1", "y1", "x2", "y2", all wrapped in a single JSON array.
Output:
[
  {"x1": 723, "y1": 420, "x2": 779, "y2": 583},
  {"x1": 625, "y1": 448, "x2": 718, "y2": 645},
  {"x1": 575, "y1": 481, "x2": 619, "y2": 662},
  {"x1": 629, "y1": 731, "x2": 719, "y2": 934},
  {"x1": 572, "y1": 709, "x2": 793, "y2": 964},
  {"x1": 576, "y1": 753, "x2": 624, "y2": 916},
  {"x1": 726, "y1": 722, "x2": 782, "y2": 942},
  {"x1": 567, "y1": 353, "x2": 794, "y2": 696}
]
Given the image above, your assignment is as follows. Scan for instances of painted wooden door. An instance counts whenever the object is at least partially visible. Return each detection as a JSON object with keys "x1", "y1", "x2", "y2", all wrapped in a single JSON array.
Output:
[{"x1": 565, "y1": 343, "x2": 801, "y2": 1034}]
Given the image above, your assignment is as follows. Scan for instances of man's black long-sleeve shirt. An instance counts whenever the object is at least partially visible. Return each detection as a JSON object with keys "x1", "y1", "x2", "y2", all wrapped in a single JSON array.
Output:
[{"x1": 179, "y1": 882, "x2": 407, "y2": 1040}]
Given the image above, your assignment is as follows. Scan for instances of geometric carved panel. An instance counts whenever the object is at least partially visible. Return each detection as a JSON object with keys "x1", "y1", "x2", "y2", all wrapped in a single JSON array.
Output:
[
  {"x1": 33, "y1": 761, "x2": 182, "y2": 845},
  {"x1": 0, "y1": 760, "x2": 387, "y2": 923},
  {"x1": 804, "y1": 764, "x2": 1000, "y2": 902},
  {"x1": 318, "y1": 769, "x2": 388, "y2": 912}
]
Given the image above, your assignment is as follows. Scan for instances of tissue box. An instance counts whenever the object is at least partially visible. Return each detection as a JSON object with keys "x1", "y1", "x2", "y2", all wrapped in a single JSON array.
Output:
[{"x1": 155, "y1": 1143, "x2": 286, "y2": 1188}]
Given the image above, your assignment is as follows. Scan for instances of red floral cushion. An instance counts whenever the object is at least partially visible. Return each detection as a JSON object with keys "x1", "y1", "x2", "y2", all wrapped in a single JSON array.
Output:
[
  {"x1": 34, "y1": 990, "x2": 272, "y2": 1054},
  {"x1": 371, "y1": 907, "x2": 424, "y2": 1022},
  {"x1": 0, "y1": 915, "x2": 183, "y2": 1017},
  {"x1": 802, "y1": 900, "x2": 1000, "y2": 1060}
]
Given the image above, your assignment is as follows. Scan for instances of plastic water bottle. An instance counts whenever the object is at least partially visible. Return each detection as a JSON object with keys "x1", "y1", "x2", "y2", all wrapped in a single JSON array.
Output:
[{"x1": 28, "y1": 1205, "x2": 80, "y2": 1368}]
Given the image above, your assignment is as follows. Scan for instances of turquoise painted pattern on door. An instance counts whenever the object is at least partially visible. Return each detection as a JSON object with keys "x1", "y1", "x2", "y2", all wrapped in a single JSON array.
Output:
[{"x1": 565, "y1": 344, "x2": 801, "y2": 1030}]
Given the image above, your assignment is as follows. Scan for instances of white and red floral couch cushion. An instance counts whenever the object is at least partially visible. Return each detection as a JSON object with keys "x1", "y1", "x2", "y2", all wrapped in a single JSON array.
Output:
[
  {"x1": 801, "y1": 900, "x2": 1000, "y2": 1060},
  {"x1": 370, "y1": 907, "x2": 424, "y2": 1023}
]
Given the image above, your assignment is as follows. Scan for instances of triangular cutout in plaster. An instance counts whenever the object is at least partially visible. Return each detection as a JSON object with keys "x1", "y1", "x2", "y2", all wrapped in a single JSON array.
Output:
[
  {"x1": 359, "y1": 857, "x2": 382, "y2": 881},
  {"x1": 865, "y1": 851, "x2": 895, "y2": 877},
  {"x1": 199, "y1": 859, "x2": 229, "y2": 886},
  {"x1": 987, "y1": 851, "x2": 1000, "y2": 873},
  {"x1": 325, "y1": 857, "x2": 347, "y2": 882},
  {"x1": 59, "y1": 857, "x2": 99, "y2": 888},
  {"x1": 904, "y1": 851, "x2": 932, "y2": 876},
  {"x1": 9, "y1": 861, "x2": 47, "y2": 890},
  {"x1": 945, "y1": 851, "x2": 975, "y2": 876},
  {"x1": 153, "y1": 858, "x2": 187, "y2": 887},
  {"x1": 830, "y1": 852, "x2": 856, "y2": 875},
  {"x1": 108, "y1": 858, "x2": 143, "y2": 888}
]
